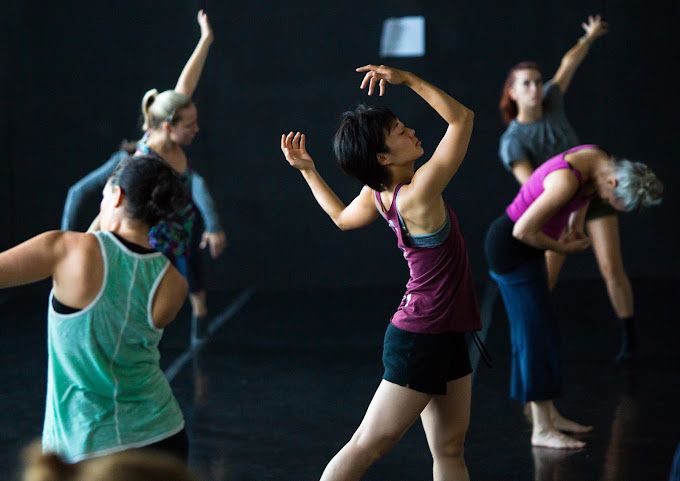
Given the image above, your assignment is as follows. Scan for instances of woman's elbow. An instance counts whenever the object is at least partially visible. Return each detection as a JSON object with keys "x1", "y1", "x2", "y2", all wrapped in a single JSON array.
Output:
[
  {"x1": 462, "y1": 107, "x2": 474, "y2": 124},
  {"x1": 335, "y1": 220, "x2": 352, "y2": 231},
  {"x1": 332, "y1": 216, "x2": 348, "y2": 231},
  {"x1": 512, "y1": 224, "x2": 530, "y2": 242}
]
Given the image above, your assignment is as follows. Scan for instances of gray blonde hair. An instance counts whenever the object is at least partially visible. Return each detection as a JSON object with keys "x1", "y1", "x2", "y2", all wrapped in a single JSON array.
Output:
[
  {"x1": 141, "y1": 89, "x2": 191, "y2": 131},
  {"x1": 613, "y1": 159, "x2": 663, "y2": 211}
]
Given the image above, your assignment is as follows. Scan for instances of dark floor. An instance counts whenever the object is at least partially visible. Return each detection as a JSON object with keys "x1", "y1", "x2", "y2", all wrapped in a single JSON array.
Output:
[{"x1": 1, "y1": 278, "x2": 679, "y2": 481}]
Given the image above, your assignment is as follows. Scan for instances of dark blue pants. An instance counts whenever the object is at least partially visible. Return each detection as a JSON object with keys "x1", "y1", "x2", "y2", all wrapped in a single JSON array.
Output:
[{"x1": 490, "y1": 258, "x2": 563, "y2": 403}]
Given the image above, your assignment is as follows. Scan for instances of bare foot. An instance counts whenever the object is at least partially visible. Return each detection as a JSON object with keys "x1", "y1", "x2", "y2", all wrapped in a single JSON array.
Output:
[
  {"x1": 525, "y1": 404, "x2": 593, "y2": 433},
  {"x1": 531, "y1": 430, "x2": 586, "y2": 449},
  {"x1": 552, "y1": 414, "x2": 593, "y2": 433}
]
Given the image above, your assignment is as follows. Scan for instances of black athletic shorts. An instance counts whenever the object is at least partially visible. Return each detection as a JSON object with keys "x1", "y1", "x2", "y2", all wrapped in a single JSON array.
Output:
[
  {"x1": 382, "y1": 323, "x2": 472, "y2": 395},
  {"x1": 585, "y1": 194, "x2": 617, "y2": 221},
  {"x1": 138, "y1": 428, "x2": 189, "y2": 464}
]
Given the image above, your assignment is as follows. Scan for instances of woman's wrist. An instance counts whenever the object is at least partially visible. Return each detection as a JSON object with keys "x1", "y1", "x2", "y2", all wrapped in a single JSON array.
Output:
[
  {"x1": 401, "y1": 70, "x2": 417, "y2": 87},
  {"x1": 578, "y1": 34, "x2": 593, "y2": 46}
]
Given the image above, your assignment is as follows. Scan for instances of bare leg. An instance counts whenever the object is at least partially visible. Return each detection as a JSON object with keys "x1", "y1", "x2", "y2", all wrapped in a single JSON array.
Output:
[
  {"x1": 190, "y1": 290, "x2": 208, "y2": 317},
  {"x1": 530, "y1": 400, "x2": 585, "y2": 449},
  {"x1": 587, "y1": 216, "x2": 634, "y2": 318},
  {"x1": 545, "y1": 250, "x2": 567, "y2": 291},
  {"x1": 420, "y1": 375, "x2": 472, "y2": 481},
  {"x1": 190, "y1": 290, "x2": 208, "y2": 344},
  {"x1": 319, "y1": 380, "x2": 431, "y2": 481},
  {"x1": 587, "y1": 215, "x2": 635, "y2": 361}
]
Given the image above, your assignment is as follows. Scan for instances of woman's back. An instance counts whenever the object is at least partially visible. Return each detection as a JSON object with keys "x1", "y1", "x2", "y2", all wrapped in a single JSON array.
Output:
[{"x1": 43, "y1": 231, "x2": 184, "y2": 463}]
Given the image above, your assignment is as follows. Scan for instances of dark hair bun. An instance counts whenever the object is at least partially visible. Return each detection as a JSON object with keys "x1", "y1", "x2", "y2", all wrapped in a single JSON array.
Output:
[{"x1": 110, "y1": 155, "x2": 190, "y2": 225}]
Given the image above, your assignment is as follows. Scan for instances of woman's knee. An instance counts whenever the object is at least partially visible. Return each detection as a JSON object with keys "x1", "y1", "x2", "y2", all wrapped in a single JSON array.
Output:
[
  {"x1": 350, "y1": 428, "x2": 402, "y2": 461},
  {"x1": 431, "y1": 433, "x2": 466, "y2": 460}
]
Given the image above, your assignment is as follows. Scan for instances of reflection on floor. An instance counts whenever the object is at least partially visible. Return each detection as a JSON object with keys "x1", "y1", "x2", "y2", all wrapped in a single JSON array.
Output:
[{"x1": 1, "y1": 278, "x2": 679, "y2": 481}]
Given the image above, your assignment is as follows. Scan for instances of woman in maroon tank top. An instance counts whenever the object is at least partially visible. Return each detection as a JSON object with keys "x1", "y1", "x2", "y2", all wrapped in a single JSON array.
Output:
[{"x1": 281, "y1": 65, "x2": 477, "y2": 480}]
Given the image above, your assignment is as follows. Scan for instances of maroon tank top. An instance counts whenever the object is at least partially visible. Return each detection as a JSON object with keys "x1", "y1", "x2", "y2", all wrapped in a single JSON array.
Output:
[{"x1": 375, "y1": 185, "x2": 481, "y2": 333}]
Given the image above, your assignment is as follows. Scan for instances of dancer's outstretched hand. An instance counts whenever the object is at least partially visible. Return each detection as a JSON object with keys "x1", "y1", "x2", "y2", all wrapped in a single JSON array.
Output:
[
  {"x1": 281, "y1": 131, "x2": 315, "y2": 171},
  {"x1": 198, "y1": 9, "x2": 213, "y2": 43},
  {"x1": 582, "y1": 14, "x2": 608, "y2": 42},
  {"x1": 356, "y1": 64, "x2": 409, "y2": 96}
]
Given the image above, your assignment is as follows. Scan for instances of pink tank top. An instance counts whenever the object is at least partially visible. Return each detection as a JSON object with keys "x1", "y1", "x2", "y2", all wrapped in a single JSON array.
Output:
[
  {"x1": 506, "y1": 145, "x2": 596, "y2": 239},
  {"x1": 375, "y1": 185, "x2": 481, "y2": 334}
]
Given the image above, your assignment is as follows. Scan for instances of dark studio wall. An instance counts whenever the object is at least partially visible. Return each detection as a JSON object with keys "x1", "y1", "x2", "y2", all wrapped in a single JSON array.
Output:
[{"x1": 1, "y1": 0, "x2": 678, "y2": 290}]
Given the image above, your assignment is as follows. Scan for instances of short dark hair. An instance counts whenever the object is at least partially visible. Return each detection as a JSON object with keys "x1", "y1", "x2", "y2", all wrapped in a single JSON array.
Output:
[
  {"x1": 109, "y1": 155, "x2": 189, "y2": 226},
  {"x1": 333, "y1": 104, "x2": 397, "y2": 191}
]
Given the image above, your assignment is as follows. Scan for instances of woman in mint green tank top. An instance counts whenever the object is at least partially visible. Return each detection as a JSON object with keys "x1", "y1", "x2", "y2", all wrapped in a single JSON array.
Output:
[{"x1": 0, "y1": 156, "x2": 190, "y2": 463}]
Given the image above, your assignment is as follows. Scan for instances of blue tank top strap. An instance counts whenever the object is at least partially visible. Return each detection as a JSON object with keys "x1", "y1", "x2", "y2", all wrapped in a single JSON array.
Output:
[{"x1": 392, "y1": 186, "x2": 451, "y2": 248}]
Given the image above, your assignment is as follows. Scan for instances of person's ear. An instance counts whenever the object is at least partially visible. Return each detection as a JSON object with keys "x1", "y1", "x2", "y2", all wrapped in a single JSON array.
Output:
[
  {"x1": 377, "y1": 153, "x2": 390, "y2": 166},
  {"x1": 112, "y1": 185, "x2": 124, "y2": 208}
]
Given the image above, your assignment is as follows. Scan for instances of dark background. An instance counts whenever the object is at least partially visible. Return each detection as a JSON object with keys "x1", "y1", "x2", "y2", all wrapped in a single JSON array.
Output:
[{"x1": 1, "y1": 0, "x2": 677, "y2": 290}]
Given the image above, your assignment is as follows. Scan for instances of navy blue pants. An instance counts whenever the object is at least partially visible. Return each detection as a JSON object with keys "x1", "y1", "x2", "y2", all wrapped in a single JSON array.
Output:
[{"x1": 490, "y1": 258, "x2": 563, "y2": 403}]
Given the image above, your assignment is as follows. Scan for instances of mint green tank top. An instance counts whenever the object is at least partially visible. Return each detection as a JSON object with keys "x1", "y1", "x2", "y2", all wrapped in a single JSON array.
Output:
[{"x1": 42, "y1": 231, "x2": 184, "y2": 463}]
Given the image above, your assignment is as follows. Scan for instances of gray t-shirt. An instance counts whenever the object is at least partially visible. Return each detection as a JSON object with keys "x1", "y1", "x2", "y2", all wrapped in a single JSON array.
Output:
[{"x1": 498, "y1": 81, "x2": 580, "y2": 171}]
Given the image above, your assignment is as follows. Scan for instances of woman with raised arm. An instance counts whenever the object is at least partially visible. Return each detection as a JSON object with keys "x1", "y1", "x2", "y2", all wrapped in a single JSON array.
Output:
[
  {"x1": 138, "y1": 9, "x2": 227, "y2": 343},
  {"x1": 498, "y1": 15, "x2": 637, "y2": 363},
  {"x1": 485, "y1": 144, "x2": 662, "y2": 449},
  {"x1": 281, "y1": 65, "x2": 479, "y2": 481},
  {"x1": 63, "y1": 10, "x2": 226, "y2": 344},
  {"x1": 0, "y1": 156, "x2": 191, "y2": 463}
]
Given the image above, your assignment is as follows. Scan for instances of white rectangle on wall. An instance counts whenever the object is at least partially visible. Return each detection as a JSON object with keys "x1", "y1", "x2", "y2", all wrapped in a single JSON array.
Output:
[{"x1": 380, "y1": 16, "x2": 426, "y2": 58}]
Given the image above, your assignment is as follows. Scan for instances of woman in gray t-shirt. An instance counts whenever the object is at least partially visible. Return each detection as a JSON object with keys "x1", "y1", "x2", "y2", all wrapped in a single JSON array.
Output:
[{"x1": 497, "y1": 15, "x2": 637, "y2": 365}]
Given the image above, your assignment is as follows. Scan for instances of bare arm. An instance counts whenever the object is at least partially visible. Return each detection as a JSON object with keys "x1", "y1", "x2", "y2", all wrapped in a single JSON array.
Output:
[
  {"x1": 0, "y1": 231, "x2": 65, "y2": 288},
  {"x1": 512, "y1": 171, "x2": 591, "y2": 254},
  {"x1": 280, "y1": 132, "x2": 379, "y2": 231},
  {"x1": 567, "y1": 201, "x2": 589, "y2": 234},
  {"x1": 174, "y1": 10, "x2": 213, "y2": 97},
  {"x1": 151, "y1": 266, "x2": 189, "y2": 329},
  {"x1": 552, "y1": 15, "x2": 608, "y2": 93},
  {"x1": 512, "y1": 160, "x2": 535, "y2": 185},
  {"x1": 356, "y1": 65, "x2": 474, "y2": 200}
]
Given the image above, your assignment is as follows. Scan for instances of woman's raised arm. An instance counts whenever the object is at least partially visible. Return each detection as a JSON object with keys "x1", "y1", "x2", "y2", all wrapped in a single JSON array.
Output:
[
  {"x1": 174, "y1": 10, "x2": 214, "y2": 98},
  {"x1": 356, "y1": 65, "x2": 474, "y2": 200},
  {"x1": 281, "y1": 132, "x2": 379, "y2": 231},
  {"x1": 551, "y1": 15, "x2": 608, "y2": 93}
]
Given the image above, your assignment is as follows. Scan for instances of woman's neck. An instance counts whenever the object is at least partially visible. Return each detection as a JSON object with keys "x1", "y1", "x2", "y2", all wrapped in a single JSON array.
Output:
[
  {"x1": 569, "y1": 149, "x2": 612, "y2": 192},
  {"x1": 515, "y1": 104, "x2": 543, "y2": 124},
  {"x1": 386, "y1": 166, "x2": 415, "y2": 192},
  {"x1": 146, "y1": 131, "x2": 173, "y2": 153},
  {"x1": 111, "y1": 221, "x2": 152, "y2": 249},
  {"x1": 145, "y1": 132, "x2": 186, "y2": 172}
]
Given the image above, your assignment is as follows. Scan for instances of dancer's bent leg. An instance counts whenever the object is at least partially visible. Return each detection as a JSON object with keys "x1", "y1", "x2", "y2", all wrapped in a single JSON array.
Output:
[
  {"x1": 420, "y1": 374, "x2": 472, "y2": 481},
  {"x1": 544, "y1": 250, "x2": 567, "y2": 291},
  {"x1": 587, "y1": 215, "x2": 636, "y2": 361},
  {"x1": 319, "y1": 380, "x2": 431, "y2": 481}
]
